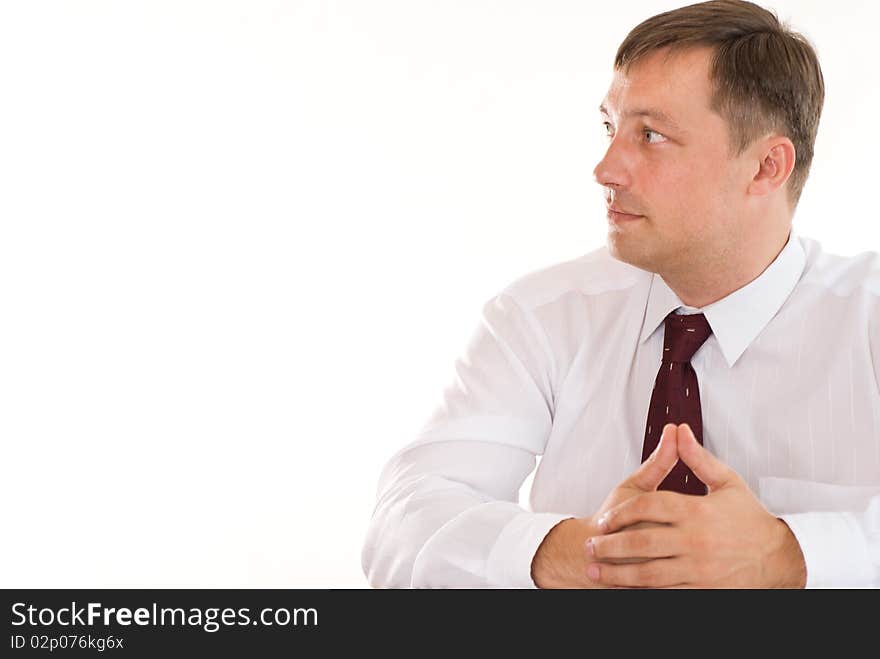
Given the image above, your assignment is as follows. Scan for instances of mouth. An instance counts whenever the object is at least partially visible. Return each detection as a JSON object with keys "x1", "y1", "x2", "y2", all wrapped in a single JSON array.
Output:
[{"x1": 606, "y1": 207, "x2": 644, "y2": 223}]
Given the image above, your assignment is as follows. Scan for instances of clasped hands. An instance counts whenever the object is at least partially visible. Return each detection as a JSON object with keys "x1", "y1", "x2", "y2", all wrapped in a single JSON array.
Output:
[{"x1": 531, "y1": 423, "x2": 806, "y2": 588}]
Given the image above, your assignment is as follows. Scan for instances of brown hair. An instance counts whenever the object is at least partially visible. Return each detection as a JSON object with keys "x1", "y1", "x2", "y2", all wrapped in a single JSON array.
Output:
[{"x1": 615, "y1": 0, "x2": 824, "y2": 208}]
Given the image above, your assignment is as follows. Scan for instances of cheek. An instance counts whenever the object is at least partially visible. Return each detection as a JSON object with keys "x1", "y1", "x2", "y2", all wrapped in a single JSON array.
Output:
[
  {"x1": 645, "y1": 166, "x2": 701, "y2": 218},
  {"x1": 639, "y1": 148, "x2": 736, "y2": 221},
  {"x1": 646, "y1": 166, "x2": 727, "y2": 239},
  {"x1": 668, "y1": 162, "x2": 730, "y2": 214}
]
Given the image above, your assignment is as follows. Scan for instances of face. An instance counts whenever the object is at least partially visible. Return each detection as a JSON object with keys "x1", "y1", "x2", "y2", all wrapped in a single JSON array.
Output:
[{"x1": 594, "y1": 47, "x2": 755, "y2": 278}]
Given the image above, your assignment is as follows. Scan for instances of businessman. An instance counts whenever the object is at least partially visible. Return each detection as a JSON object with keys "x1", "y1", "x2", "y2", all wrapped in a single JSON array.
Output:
[{"x1": 362, "y1": 0, "x2": 880, "y2": 588}]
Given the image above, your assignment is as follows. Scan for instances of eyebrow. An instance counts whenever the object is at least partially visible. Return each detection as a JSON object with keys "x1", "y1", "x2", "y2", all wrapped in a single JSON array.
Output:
[{"x1": 599, "y1": 104, "x2": 683, "y2": 132}]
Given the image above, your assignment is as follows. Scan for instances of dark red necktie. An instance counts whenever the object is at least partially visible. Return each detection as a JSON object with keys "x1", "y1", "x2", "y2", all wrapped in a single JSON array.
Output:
[{"x1": 641, "y1": 311, "x2": 713, "y2": 495}]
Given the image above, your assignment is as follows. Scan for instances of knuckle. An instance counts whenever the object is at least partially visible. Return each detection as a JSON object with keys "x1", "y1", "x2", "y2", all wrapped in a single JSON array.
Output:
[
  {"x1": 688, "y1": 531, "x2": 712, "y2": 554},
  {"x1": 628, "y1": 530, "x2": 651, "y2": 554},
  {"x1": 633, "y1": 493, "x2": 652, "y2": 516},
  {"x1": 660, "y1": 490, "x2": 681, "y2": 509},
  {"x1": 636, "y1": 562, "x2": 663, "y2": 587},
  {"x1": 688, "y1": 497, "x2": 708, "y2": 517}
]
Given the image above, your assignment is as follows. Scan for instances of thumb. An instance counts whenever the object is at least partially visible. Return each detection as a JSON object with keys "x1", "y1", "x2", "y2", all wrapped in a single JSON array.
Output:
[
  {"x1": 676, "y1": 423, "x2": 733, "y2": 491},
  {"x1": 627, "y1": 423, "x2": 680, "y2": 491}
]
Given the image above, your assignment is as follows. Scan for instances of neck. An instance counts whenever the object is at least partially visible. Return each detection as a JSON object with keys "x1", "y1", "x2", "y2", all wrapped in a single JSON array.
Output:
[{"x1": 663, "y1": 225, "x2": 792, "y2": 309}]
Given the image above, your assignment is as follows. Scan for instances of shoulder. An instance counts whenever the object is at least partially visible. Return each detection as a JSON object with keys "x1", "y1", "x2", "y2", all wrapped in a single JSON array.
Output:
[
  {"x1": 798, "y1": 234, "x2": 880, "y2": 299},
  {"x1": 496, "y1": 243, "x2": 650, "y2": 313}
]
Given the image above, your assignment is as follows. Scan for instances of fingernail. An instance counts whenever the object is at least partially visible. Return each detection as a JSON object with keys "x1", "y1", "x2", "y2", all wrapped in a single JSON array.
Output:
[
  {"x1": 587, "y1": 564, "x2": 600, "y2": 581},
  {"x1": 586, "y1": 538, "x2": 595, "y2": 557},
  {"x1": 597, "y1": 515, "x2": 608, "y2": 532}
]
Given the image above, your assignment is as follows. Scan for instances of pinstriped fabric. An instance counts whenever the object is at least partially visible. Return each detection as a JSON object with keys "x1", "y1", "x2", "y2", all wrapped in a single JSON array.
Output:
[{"x1": 641, "y1": 311, "x2": 713, "y2": 495}]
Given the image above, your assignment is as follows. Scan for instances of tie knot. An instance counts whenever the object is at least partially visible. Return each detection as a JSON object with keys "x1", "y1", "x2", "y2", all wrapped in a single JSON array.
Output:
[{"x1": 662, "y1": 311, "x2": 712, "y2": 363}]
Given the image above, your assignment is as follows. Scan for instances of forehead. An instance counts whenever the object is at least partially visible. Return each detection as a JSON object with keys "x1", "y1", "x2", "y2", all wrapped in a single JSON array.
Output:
[{"x1": 601, "y1": 47, "x2": 716, "y2": 123}]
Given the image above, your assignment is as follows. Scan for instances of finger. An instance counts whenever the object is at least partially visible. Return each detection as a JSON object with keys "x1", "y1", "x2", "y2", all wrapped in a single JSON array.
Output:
[
  {"x1": 626, "y1": 423, "x2": 680, "y2": 492},
  {"x1": 597, "y1": 490, "x2": 683, "y2": 534},
  {"x1": 676, "y1": 423, "x2": 734, "y2": 491},
  {"x1": 586, "y1": 557, "x2": 688, "y2": 588},
  {"x1": 587, "y1": 526, "x2": 679, "y2": 562}
]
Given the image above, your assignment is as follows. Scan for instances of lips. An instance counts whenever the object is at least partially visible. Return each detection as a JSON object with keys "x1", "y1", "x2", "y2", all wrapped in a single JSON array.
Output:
[{"x1": 607, "y1": 206, "x2": 642, "y2": 217}]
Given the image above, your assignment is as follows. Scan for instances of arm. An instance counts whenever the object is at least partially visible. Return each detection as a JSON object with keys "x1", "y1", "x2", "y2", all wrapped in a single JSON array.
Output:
[
  {"x1": 777, "y1": 502, "x2": 880, "y2": 587},
  {"x1": 793, "y1": 306, "x2": 880, "y2": 584},
  {"x1": 361, "y1": 293, "x2": 571, "y2": 588}
]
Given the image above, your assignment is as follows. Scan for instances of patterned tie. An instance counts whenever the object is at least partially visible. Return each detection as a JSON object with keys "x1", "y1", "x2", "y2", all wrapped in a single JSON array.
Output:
[{"x1": 641, "y1": 311, "x2": 713, "y2": 495}]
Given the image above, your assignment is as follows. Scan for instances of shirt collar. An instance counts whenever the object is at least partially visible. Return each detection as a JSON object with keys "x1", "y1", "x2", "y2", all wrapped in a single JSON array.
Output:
[{"x1": 638, "y1": 228, "x2": 806, "y2": 367}]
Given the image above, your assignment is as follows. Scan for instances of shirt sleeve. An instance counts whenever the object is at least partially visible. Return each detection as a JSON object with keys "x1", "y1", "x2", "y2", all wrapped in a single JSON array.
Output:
[
  {"x1": 361, "y1": 292, "x2": 573, "y2": 588},
  {"x1": 780, "y1": 497, "x2": 880, "y2": 588}
]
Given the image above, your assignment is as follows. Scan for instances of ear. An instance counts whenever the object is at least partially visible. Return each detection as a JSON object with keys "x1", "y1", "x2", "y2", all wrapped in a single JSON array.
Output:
[{"x1": 748, "y1": 136, "x2": 796, "y2": 198}]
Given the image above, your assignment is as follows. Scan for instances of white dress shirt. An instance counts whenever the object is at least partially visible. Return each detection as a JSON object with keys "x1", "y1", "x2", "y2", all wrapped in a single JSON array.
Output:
[{"x1": 362, "y1": 229, "x2": 880, "y2": 588}]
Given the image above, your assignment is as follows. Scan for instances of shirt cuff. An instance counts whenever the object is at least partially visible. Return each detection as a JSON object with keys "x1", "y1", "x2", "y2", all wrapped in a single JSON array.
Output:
[
  {"x1": 778, "y1": 511, "x2": 873, "y2": 588},
  {"x1": 486, "y1": 512, "x2": 574, "y2": 588}
]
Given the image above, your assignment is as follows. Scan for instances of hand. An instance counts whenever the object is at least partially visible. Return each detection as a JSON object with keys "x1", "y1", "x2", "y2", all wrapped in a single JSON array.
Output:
[
  {"x1": 585, "y1": 423, "x2": 807, "y2": 588},
  {"x1": 531, "y1": 423, "x2": 680, "y2": 588}
]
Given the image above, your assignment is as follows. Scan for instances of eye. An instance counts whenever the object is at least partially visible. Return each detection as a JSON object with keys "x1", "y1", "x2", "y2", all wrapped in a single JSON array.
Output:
[
  {"x1": 602, "y1": 121, "x2": 614, "y2": 138},
  {"x1": 643, "y1": 128, "x2": 667, "y2": 144}
]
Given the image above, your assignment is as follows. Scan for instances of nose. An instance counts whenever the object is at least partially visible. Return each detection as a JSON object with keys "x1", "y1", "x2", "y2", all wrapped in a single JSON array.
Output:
[{"x1": 593, "y1": 137, "x2": 632, "y2": 190}]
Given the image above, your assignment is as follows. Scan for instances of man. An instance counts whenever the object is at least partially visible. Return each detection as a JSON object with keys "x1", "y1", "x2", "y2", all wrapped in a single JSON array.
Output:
[{"x1": 361, "y1": 0, "x2": 880, "y2": 588}]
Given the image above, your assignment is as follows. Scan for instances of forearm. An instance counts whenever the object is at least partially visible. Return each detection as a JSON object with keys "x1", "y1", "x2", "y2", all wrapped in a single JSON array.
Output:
[
  {"x1": 362, "y1": 475, "x2": 487, "y2": 588},
  {"x1": 779, "y1": 507, "x2": 880, "y2": 587},
  {"x1": 362, "y1": 439, "x2": 569, "y2": 588},
  {"x1": 363, "y1": 477, "x2": 570, "y2": 588}
]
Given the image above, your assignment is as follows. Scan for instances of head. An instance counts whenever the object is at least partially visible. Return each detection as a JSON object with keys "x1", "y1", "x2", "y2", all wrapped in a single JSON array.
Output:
[{"x1": 593, "y1": 0, "x2": 824, "y2": 280}]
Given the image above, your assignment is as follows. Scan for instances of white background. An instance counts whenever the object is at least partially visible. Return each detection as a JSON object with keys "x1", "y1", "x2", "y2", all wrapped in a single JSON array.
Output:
[{"x1": 1, "y1": 0, "x2": 877, "y2": 588}]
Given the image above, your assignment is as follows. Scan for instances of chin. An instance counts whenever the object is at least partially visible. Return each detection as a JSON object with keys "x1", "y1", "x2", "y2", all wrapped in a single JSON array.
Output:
[{"x1": 607, "y1": 235, "x2": 659, "y2": 274}]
